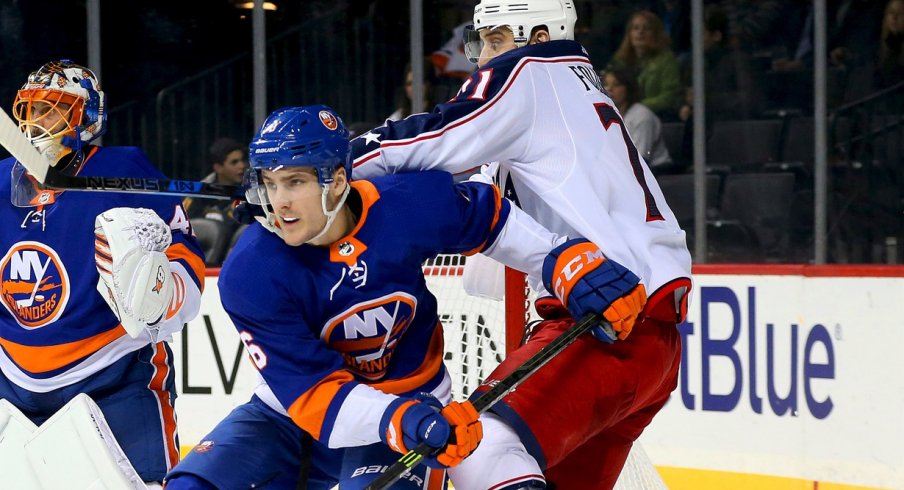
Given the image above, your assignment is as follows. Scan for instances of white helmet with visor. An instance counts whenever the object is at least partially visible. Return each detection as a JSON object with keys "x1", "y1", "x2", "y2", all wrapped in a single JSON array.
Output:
[{"x1": 464, "y1": 0, "x2": 577, "y2": 63}]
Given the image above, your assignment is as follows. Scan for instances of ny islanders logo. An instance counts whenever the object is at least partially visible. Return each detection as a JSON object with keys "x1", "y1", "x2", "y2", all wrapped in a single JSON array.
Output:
[
  {"x1": 322, "y1": 292, "x2": 417, "y2": 381},
  {"x1": 319, "y1": 110, "x2": 339, "y2": 131},
  {"x1": 1, "y1": 242, "x2": 70, "y2": 329}
]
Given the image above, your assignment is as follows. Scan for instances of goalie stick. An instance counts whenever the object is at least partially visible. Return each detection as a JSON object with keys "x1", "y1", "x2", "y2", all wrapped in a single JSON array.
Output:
[
  {"x1": 0, "y1": 108, "x2": 242, "y2": 200},
  {"x1": 341, "y1": 312, "x2": 611, "y2": 490}
]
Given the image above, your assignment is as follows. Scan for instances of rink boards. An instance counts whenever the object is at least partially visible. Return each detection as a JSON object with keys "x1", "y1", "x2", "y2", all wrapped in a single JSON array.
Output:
[{"x1": 171, "y1": 265, "x2": 904, "y2": 490}]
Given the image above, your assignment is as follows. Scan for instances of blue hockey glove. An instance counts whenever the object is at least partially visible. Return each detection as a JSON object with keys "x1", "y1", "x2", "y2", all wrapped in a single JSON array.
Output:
[
  {"x1": 379, "y1": 393, "x2": 482, "y2": 468},
  {"x1": 542, "y1": 238, "x2": 647, "y2": 341}
]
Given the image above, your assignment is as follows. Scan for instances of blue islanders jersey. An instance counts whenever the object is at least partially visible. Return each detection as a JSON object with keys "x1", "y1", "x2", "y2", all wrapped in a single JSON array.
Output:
[
  {"x1": 0, "y1": 146, "x2": 205, "y2": 393},
  {"x1": 351, "y1": 40, "x2": 692, "y2": 321},
  {"x1": 219, "y1": 171, "x2": 510, "y2": 449}
]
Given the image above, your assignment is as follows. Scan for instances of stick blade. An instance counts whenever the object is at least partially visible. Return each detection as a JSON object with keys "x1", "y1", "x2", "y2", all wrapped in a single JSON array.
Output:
[{"x1": 0, "y1": 108, "x2": 49, "y2": 182}]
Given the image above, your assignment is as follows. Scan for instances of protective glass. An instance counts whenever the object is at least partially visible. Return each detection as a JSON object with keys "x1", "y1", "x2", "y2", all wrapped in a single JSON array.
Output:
[
  {"x1": 10, "y1": 162, "x2": 58, "y2": 208},
  {"x1": 463, "y1": 24, "x2": 483, "y2": 64},
  {"x1": 243, "y1": 167, "x2": 324, "y2": 207}
]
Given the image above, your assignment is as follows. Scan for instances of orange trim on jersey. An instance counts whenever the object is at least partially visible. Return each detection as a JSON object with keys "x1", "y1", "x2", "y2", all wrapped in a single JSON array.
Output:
[
  {"x1": 0, "y1": 325, "x2": 126, "y2": 373},
  {"x1": 329, "y1": 236, "x2": 367, "y2": 268},
  {"x1": 328, "y1": 180, "x2": 381, "y2": 266},
  {"x1": 551, "y1": 242, "x2": 606, "y2": 305},
  {"x1": 369, "y1": 326, "x2": 444, "y2": 395},
  {"x1": 166, "y1": 242, "x2": 205, "y2": 292},
  {"x1": 461, "y1": 184, "x2": 503, "y2": 257},
  {"x1": 287, "y1": 369, "x2": 356, "y2": 440},
  {"x1": 286, "y1": 327, "x2": 444, "y2": 439},
  {"x1": 28, "y1": 189, "x2": 58, "y2": 206},
  {"x1": 148, "y1": 342, "x2": 179, "y2": 469}
]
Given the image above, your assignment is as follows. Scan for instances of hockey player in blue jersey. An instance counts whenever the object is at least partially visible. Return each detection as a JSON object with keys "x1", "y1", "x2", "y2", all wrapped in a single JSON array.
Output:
[
  {"x1": 0, "y1": 60, "x2": 205, "y2": 488},
  {"x1": 165, "y1": 104, "x2": 637, "y2": 489}
]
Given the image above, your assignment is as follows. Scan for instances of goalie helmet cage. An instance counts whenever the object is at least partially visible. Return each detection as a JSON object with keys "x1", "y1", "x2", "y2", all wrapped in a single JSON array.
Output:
[{"x1": 422, "y1": 254, "x2": 668, "y2": 489}]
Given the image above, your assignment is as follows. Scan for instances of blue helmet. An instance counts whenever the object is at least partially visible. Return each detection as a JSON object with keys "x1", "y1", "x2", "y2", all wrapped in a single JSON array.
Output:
[
  {"x1": 248, "y1": 105, "x2": 351, "y2": 186},
  {"x1": 243, "y1": 105, "x2": 354, "y2": 241}
]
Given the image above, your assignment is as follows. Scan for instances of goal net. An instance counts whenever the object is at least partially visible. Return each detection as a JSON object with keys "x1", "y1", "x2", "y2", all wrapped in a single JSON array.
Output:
[{"x1": 423, "y1": 254, "x2": 668, "y2": 489}]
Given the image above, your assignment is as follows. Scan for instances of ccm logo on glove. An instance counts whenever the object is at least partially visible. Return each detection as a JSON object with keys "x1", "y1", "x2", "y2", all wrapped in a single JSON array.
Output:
[
  {"x1": 543, "y1": 238, "x2": 647, "y2": 341},
  {"x1": 549, "y1": 240, "x2": 606, "y2": 304}
]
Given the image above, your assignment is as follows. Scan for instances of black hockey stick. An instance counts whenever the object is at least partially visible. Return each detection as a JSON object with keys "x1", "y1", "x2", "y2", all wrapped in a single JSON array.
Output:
[
  {"x1": 0, "y1": 108, "x2": 242, "y2": 200},
  {"x1": 354, "y1": 312, "x2": 610, "y2": 490}
]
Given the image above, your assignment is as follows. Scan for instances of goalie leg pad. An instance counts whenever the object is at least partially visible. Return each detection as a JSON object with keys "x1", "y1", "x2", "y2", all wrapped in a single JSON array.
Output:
[
  {"x1": 25, "y1": 393, "x2": 148, "y2": 490},
  {"x1": 0, "y1": 399, "x2": 42, "y2": 490}
]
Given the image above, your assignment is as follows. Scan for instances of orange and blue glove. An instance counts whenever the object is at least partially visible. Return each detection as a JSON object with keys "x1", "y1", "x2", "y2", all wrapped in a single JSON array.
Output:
[
  {"x1": 542, "y1": 238, "x2": 647, "y2": 341},
  {"x1": 379, "y1": 393, "x2": 482, "y2": 468}
]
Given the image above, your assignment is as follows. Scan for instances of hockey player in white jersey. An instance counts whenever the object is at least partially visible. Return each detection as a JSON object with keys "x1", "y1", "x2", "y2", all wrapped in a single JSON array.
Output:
[{"x1": 350, "y1": 1, "x2": 693, "y2": 488}]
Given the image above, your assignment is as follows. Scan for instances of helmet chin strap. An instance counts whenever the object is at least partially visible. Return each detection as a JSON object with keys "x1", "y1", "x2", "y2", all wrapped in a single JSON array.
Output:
[{"x1": 306, "y1": 182, "x2": 351, "y2": 245}]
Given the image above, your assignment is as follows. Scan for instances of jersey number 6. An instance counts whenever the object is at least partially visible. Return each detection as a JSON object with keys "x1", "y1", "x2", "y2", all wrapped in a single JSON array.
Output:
[{"x1": 239, "y1": 331, "x2": 268, "y2": 369}]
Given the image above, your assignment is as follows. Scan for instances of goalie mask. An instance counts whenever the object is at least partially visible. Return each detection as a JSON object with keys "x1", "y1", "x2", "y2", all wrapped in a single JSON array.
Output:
[
  {"x1": 464, "y1": 0, "x2": 577, "y2": 63},
  {"x1": 13, "y1": 60, "x2": 106, "y2": 164},
  {"x1": 10, "y1": 61, "x2": 106, "y2": 208},
  {"x1": 244, "y1": 105, "x2": 352, "y2": 243}
]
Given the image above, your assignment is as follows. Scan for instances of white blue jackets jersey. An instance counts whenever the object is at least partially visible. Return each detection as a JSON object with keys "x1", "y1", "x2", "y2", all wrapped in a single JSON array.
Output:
[
  {"x1": 0, "y1": 147, "x2": 205, "y2": 392},
  {"x1": 219, "y1": 172, "x2": 520, "y2": 450},
  {"x1": 351, "y1": 40, "x2": 693, "y2": 321}
]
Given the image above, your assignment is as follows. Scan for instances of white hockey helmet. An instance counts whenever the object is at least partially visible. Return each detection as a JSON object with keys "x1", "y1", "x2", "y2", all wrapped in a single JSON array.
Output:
[
  {"x1": 13, "y1": 60, "x2": 106, "y2": 164},
  {"x1": 465, "y1": 0, "x2": 577, "y2": 62}
]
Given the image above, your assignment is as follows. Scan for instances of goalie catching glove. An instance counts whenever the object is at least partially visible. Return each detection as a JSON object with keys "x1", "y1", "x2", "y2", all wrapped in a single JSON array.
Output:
[
  {"x1": 379, "y1": 393, "x2": 482, "y2": 468},
  {"x1": 94, "y1": 207, "x2": 174, "y2": 340},
  {"x1": 542, "y1": 238, "x2": 647, "y2": 341}
]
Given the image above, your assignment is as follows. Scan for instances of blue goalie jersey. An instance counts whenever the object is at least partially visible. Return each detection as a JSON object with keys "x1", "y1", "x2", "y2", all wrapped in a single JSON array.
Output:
[
  {"x1": 219, "y1": 171, "x2": 510, "y2": 449},
  {"x1": 0, "y1": 146, "x2": 205, "y2": 393}
]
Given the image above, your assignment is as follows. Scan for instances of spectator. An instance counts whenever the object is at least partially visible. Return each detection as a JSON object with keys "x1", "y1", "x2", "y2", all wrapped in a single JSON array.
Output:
[
  {"x1": 877, "y1": 0, "x2": 904, "y2": 87},
  {"x1": 603, "y1": 67, "x2": 673, "y2": 170},
  {"x1": 607, "y1": 10, "x2": 683, "y2": 119},
  {"x1": 387, "y1": 62, "x2": 434, "y2": 121},
  {"x1": 680, "y1": 5, "x2": 764, "y2": 122},
  {"x1": 183, "y1": 137, "x2": 247, "y2": 232}
]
